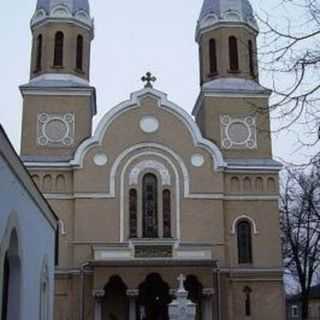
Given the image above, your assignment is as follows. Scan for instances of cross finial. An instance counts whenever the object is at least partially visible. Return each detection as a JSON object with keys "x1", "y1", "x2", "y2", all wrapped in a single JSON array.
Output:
[
  {"x1": 177, "y1": 274, "x2": 186, "y2": 291},
  {"x1": 141, "y1": 72, "x2": 157, "y2": 88}
]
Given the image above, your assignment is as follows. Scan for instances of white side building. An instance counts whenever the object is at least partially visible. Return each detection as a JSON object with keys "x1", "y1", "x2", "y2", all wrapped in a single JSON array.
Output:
[{"x1": 0, "y1": 125, "x2": 58, "y2": 320}]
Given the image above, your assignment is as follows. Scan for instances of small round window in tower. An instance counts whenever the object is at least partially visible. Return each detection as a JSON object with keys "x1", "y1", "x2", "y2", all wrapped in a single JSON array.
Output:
[
  {"x1": 227, "y1": 122, "x2": 250, "y2": 144},
  {"x1": 139, "y1": 116, "x2": 159, "y2": 133}
]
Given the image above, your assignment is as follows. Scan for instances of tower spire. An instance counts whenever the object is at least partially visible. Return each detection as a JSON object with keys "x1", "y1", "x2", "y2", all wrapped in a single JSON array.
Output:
[{"x1": 196, "y1": 0, "x2": 258, "y2": 41}]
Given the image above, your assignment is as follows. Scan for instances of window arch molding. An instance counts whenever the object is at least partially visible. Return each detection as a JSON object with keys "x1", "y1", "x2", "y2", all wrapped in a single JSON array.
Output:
[
  {"x1": 231, "y1": 215, "x2": 258, "y2": 235},
  {"x1": 129, "y1": 159, "x2": 172, "y2": 187}
]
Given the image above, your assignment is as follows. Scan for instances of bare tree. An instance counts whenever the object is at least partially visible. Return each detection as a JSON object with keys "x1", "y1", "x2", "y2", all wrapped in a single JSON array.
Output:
[
  {"x1": 280, "y1": 161, "x2": 320, "y2": 319},
  {"x1": 257, "y1": 0, "x2": 320, "y2": 156}
]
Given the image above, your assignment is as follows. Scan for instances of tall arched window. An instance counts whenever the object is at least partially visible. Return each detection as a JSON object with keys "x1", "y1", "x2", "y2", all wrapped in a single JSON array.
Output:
[
  {"x1": 35, "y1": 34, "x2": 43, "y2": 72},
  {"x1": 76, "y1": 35, "x2": 84, "y2": 71},
  {"x1": 129, "y1": 189, "x2": 138, "y2": 238},
  {"x1": 54, "y1": 31, "x2": 64, "y2": 67},
  {"x1": 229, "y1": 36, "x2": 239, "y2": 71},
  {"x1": 243, "y1": 286, "x2": 252, "y2": 316},
  {"x1": 143, "y1": 174, "x2": 158, "y2": 238},
  {"x1": 209, "y1": 38, "x2": 217, "y2": 75},
  {"x1": 163, "y1": 190, "x2": 171, "y2": 238},
  {"x1": 40, "y1": 264, "x2": 49, "y2": 320},
  {"x1": 237, "y1": 221, "x2": 253, "y2": 264},
  {"x1": 248, "y1": 40, "x2": 255, "y2": 77},
  {"x1": 1, "y1": 253, "x2": 10, "y2": 320}
]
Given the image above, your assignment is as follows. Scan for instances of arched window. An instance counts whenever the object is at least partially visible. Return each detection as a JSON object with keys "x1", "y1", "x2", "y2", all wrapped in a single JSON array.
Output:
[
  {"x1": 248, "y1": 40, "x2": 255, "y2": 77},
  {"x1": 1, "y1": 253, "x2": 10, "y2": 320},
  {"x1": 243, "y1": 286, "x2": 252, "y2": 316},
  {"x1": 54, "y1": 31, "x2": 64, "y2": 67},
  {"x1": 76, "y1": 35, "x2": 84, "y2": 71},
  {"x1": 40, "y1": 264, "x2": 49, "y2": 320},
  {"x1": 209, "y1": 38, "x2": 217, "y2": 75},
  {"x1": 129, "y1": 189, "x2": 138, "y2": 238},
  {"x1": 143, "y1": 174, "x2": 158, "y2": 238},
  {"x1": 229, "y1": 36, "x2": 239, "y2": 71},
  {"x1": 35, "y1": 34, "x2": 43, "y2": 72},
  {"x1": 163, "y1": 190, "x2": 171, "y2": 238},
  {"x1": 237, "y1": 221, "x2": 253, "y2": 264}
]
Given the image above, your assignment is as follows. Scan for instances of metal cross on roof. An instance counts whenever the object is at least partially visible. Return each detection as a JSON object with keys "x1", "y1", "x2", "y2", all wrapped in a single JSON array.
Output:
[{"x1": 141, "y1": 72, "x2": 157, "y2": 88}]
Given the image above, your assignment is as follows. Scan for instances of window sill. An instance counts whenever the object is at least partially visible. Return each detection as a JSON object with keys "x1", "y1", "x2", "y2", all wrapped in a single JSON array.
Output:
[{"x1": 129, "y1": 238, "x2": 177, "y2": 244}]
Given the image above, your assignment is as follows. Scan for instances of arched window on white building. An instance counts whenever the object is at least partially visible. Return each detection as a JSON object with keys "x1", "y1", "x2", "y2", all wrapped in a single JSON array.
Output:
[
  {"x1": 1, "y1": 229, "x2": 22, "y2": 320},
  {"x1": 39, "y1": 261, "x2": 49, "y2": 320}
]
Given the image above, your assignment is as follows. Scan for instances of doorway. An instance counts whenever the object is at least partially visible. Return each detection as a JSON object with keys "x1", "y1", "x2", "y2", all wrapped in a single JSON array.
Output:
[{"x1": 138, "y1": 274, "x2": 171, "y2": 320}]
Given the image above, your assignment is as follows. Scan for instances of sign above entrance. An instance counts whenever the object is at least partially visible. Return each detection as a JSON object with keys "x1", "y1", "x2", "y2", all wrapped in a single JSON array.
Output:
[{"x1": 134, "y1": 245, "x2": 173, "y2": 258}]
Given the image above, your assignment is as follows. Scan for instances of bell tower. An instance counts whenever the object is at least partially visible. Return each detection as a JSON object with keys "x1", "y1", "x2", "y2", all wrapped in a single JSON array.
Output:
[
  {"x1": 193, "y1": 0, "x2": 273, "y2": 160},
  {"x1": 20, "y1": 0, "x2": 96, "y2": 161}
]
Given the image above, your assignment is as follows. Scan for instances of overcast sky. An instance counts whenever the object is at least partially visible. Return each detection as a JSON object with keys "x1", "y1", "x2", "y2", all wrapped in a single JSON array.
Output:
[{"x1": 0, "y1": 0, "x2": 317, "y2": 164}]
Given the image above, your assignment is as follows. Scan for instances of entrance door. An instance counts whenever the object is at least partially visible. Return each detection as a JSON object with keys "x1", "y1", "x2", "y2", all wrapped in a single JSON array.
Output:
[{"x1": 138, "y1": 274, "x2": 171, "y2": 320}]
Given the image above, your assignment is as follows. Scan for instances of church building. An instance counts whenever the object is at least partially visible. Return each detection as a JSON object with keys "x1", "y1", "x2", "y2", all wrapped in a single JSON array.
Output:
[{"x1": 20, "y1": 0, "x2": 286, "y2": 319}]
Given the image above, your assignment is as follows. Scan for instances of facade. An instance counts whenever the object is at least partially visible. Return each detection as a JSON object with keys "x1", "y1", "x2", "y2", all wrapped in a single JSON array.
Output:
[
  {"x1": 0, "y1": 125, "x2": 58, "y2": 320},
  {"x1": 20, "y1": 0, "x2": 285, "y2": 319},
  {"x1": 287, "y1": 284, "x2": 320, "y2": 320}
]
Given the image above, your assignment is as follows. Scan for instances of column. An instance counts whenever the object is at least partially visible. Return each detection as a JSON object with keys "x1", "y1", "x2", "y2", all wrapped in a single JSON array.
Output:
[
  {"x1": 202, "y1": 288, "x2": 215, "y2": 320},
  {"x1": 93, "y1": 289, "x2": 105, "y2": 320},
  {"x1": 127, "y1": 289, "x2": 139, "y2": 320}
]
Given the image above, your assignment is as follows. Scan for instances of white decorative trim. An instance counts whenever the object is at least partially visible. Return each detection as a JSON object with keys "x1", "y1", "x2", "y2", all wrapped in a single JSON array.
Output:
[
  {"x1": 31, "y1": 6, "x2": 93, "y2": 28},
  {"x1": 93, "y1": 153, "x2": 108, "y2": 167},
  {"x1": 31, "y1": 9, "x2": 47, "y2": 24},
  {"x1": 30, "y1": 73, "x2": 90, "y2": 86},
  {"x1": 37, "y1": 113, "x2": 74, "y2": 147},
  {"x1": 74, "y1": 9, "x2": 91, "y2": 23},
  {"x1": 50, "y1": 4, "x2": 72, "y2": 18},
  {"x1": 231, "y1": 215, "x2": 259, "y2": 234},
  {"x1": 220, "y1": 115, "x2": 257, "y2": 150},
  {"x1": 129, "y1": 160, "x2": 171, "y2": 186},
  {"x1": 191, "y1": 154, "x2": 205, "y2": 168},
  {"x1": 196, "y1": 21, "x2": 258, "y2": 43},
  {"x1": 20, "y1": 88, "x2": 93, "y2": 97},
  {"x1": 71, "y1": 88, "x2": 226, "y2": 170},
  {"x1": 42, "y1": 193, "x2": 279, "y2": 201},
  {"x1": 222, "y1": 9, "x2": 242, "y2": 22},
  {"x1": 58, "y1": 220, "x2": 66, "y2": 235},
  {"x1": 24, "y1": 160, "x2": 282, "y2": 173}
]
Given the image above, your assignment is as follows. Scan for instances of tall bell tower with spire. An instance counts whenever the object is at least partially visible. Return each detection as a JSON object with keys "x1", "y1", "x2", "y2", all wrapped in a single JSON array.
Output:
[
  {"x1": 193, "y1": 0, "x2": 273, "y2": 161},
  {"x1": 20, "y1": 0, "x2": 96, "y2": 161}
]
